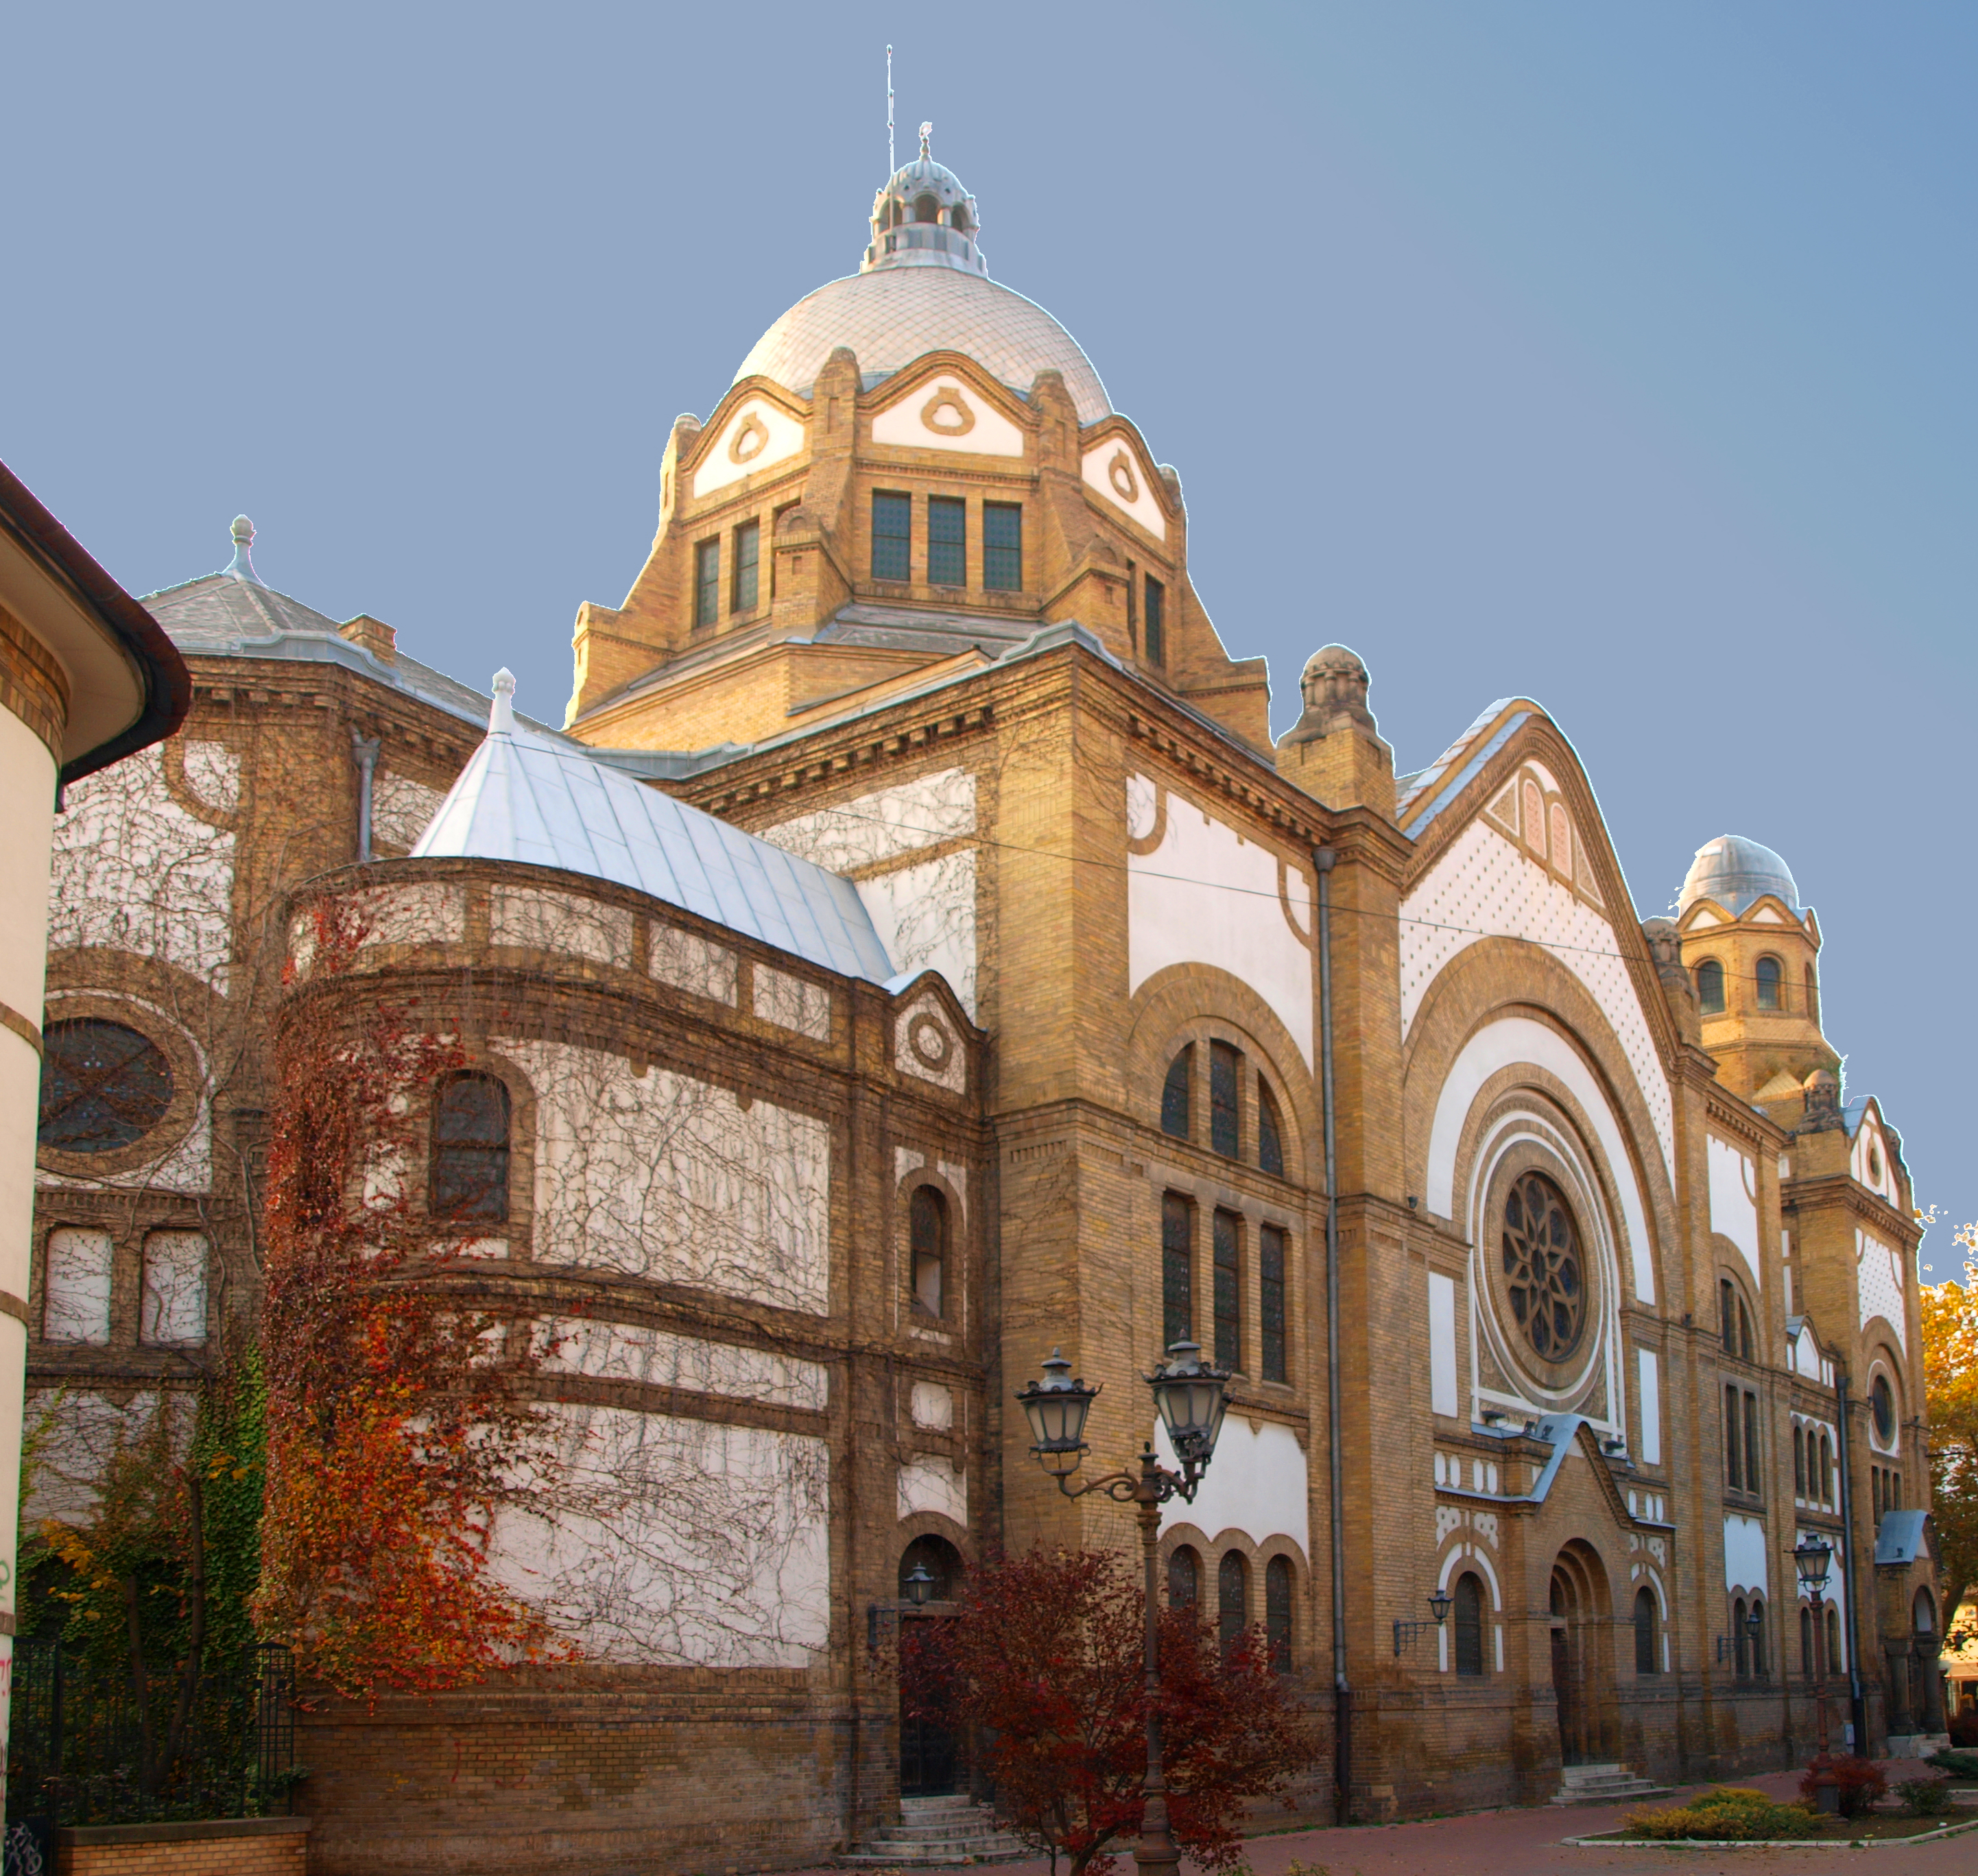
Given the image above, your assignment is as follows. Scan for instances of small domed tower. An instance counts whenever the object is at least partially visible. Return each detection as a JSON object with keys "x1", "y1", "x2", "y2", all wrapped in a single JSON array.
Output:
[
  {"x1": 1674, "y1": 835, "x2": 1837, "y2": 1104},
  {"x1": 863, "y1": 123, "x2": 987, "y2": 276}
]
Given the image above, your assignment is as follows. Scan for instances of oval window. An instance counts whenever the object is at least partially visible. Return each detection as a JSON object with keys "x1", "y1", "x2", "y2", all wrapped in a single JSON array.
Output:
[
  {"x1": 1870, "y1": 1374, "x2": 1896, "y2": 1444},
  {"x1": 1501, "y1": 1171, "x2": 1586, "y2": 1362},
  {"x1": 38, "y1": 1020, "x2": 174, "y2": 1153}
]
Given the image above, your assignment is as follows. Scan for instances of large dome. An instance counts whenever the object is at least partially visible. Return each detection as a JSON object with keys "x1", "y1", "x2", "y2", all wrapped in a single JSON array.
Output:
[
  {"x1": 734, "y1": 266, "x2": 1112, "y2": 425},
  {"x1": 1679, "y1": 835, "x2": 1801, "y2": 916}
]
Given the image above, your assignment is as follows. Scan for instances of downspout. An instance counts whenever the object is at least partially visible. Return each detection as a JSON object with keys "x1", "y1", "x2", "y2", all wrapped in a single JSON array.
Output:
[
  {"x1": 1314, "y1": 847, "x2": 1350, "y2": 1823},
  {"x1": 1834, "y1": 1373, "x2": 1867, "y2": 1751},
  {"x1": 352, "y1": 732, "x2": 381, "y2": 863}
]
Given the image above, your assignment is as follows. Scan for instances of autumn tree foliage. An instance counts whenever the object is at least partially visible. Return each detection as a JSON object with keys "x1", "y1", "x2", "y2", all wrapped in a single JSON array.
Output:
[
  {"x1": 1922, "y1": 1223, "x2": 1978, "y2": 1630},
  {"x1": 903, "y1": 1546, "x2": 1313, "y2": 1876},
  {"x1": 257, "y1": 902, "x2": 564, "y2": 1696}
]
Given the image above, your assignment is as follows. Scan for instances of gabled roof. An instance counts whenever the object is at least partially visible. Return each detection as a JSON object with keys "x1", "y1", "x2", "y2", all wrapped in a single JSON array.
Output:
[
  {"x1": 1394, "y1": 699, "x2": 1537, "y2": 841},
  {"x1": 412, "y1": 675, "x2": 897, "y2": 985}
]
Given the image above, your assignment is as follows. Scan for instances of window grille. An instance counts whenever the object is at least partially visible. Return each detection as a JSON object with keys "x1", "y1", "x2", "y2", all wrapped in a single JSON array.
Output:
[{"x1": 1453, "y1": 1573, "x2": 1485, "y2": 1676}]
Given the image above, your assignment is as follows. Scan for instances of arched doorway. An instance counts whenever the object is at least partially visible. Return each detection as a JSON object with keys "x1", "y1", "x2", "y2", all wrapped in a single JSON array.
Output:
[
  {"x1": 898, "y1": 1536, "x2": 964, "y2": 1797},
  {"x1": 1912, "y1": 1589, "x2": 1945, "y2": 1732},
  {"x1": 1549, "y1": 1543, "x2": 1613, "y2": 1766}
]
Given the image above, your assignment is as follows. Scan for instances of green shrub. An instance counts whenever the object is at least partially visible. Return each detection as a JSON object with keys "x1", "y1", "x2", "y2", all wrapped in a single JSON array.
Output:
[
  {"x1": 1929, "y1": 1747, "x2": 1978, "y2": 1779},
  {"x1": 1896, "y1": 1777, "x2": 1953, "y2": 1816},
  {"x1": 1626, "y1": 1788, "x2": 1821, "y2": 1841}
]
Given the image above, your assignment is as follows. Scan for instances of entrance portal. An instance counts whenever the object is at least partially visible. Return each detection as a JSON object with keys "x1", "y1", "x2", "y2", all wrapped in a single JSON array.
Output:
[
  {"x1": 898, "y1": 1537, "x2": 964, "y2": 1798},
  {"x1": 1548, "y1": 1542, "x2": 1612, "y2": 1767}
]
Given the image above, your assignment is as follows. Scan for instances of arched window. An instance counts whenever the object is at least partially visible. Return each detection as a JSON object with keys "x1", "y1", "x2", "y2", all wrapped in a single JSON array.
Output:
[
  {"x1": 1871, "y1": 1373, "x2": 1896, "y2": 1445},
  {"x1": 1161, "y1": 1048, "x2": 1192, "y2": 1140},
  {"x1": 1750, "y1": 1599, "x2": 1766, "y2": 1677},
  {"x1": 1756, "y1": 955, "x2": 1783, "y2": 1009},
  {"x1": 1453, "y1": 1572, "x2": 1484, "y2": 1676},
  {"x1": 1818, "y1": 1431, "x2": 1833, "y2": 1503},
  {"x1": 914, "y1": 193, "x2": 939, "y2": 224},
  {"x1": 1209, "y1": 1042, "x2": 1240, "y2": 1158},
  {"x1": 1740, "y1": 1299, "x2": 1754, "y2": 1362},
  {"x1": 1732, "y1": 1597, "x2": 1748, "y2": 1677},
  {"x1": 1634, "y1": 1587, "x2": 1658, "y2": 1674},
  {"x1": 1794, "y1": 1425, "x2": 1807, "y2": 1498},
  {"x1": 1265, "y1": 1556, "x2": 1293, "y2": 1672},
  {"x1": 900, "y1": 1534, "x2": 962, "y2": 1601},
  {"x1": 1501, "y1": 1172, "x2": 1585, "y2": 1360},
  {"x1": 141, "y1": 1229, "x2": 208, "y2": 1347},
  {"x1": 430, "y1": 1072, "x2": 511, "y2": 1221},
  {"x1": 1720, "y1": 1278, "x2": 1737, "y2": 1354},
  {"x1": 1825, "y1": 1604, "x2": 1842, "y2": 1674},
  {"x1": 1695, "y1": 957, "x2": 1726, "y2": 1014},
  {"x1": 910, "y1": 1186, "x2": 947, "y2": 1318},
  {"x1": 1167, "y1": 1544, "x2": 1200, "y2": 1609},
  {"x1": 1217, "y1": 1551, "x2": 1248, "y2": 1652},
  {"x1": 1914, "y1": 1589, "x2": 1937, "y2": 1637},
  {"x1": 43, "y1": 1226, "x2": 112, "y2": 1345},
  {"x1": 39, "y1": 1020, "x2": 174, "y2": 1153},
  {"x1": 1257, "y1": 1081, "x2": 1285, "y2": 1177}
]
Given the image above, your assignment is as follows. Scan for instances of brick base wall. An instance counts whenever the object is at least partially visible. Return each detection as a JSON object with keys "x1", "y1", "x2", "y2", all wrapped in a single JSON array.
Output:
[{"x1": 59, "y1": 1817, "x2": 308, "y2": 1876}]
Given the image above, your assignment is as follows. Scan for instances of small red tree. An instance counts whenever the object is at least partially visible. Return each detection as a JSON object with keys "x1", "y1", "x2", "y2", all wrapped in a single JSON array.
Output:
[{"x1": 904, "y1": 1546, "x2": 1313, "y2": 1876}]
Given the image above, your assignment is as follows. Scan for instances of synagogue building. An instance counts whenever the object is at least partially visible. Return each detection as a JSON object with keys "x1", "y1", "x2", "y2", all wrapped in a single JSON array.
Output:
[{"x1": 24, "y1": 139, "x2": 1940, "y2": 1873}]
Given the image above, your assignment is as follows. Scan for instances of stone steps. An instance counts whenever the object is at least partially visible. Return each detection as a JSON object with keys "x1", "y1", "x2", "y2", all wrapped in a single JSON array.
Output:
[
  {"x1": 839, "y1": 1796, "x2": 1032, "y2": 1867},
  {"x1": 1550, "y1": 1762, "x2": 1678, "y2": 1807}
]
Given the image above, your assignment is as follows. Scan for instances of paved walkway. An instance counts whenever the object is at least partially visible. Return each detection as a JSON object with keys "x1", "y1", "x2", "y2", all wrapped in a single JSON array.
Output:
[{"x1": 794, "y1": 1762, "x2": 1974, "y2": 1876}]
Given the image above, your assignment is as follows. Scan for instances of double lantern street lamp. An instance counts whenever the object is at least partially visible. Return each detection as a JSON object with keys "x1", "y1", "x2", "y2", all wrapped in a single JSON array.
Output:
[
  {"x1": 1017, "y1": 1341, "x2": 1230, "y2": 1876},
  {"x1": 1794, "y1": 1537, "x2": 1840, "y2": 1813}
]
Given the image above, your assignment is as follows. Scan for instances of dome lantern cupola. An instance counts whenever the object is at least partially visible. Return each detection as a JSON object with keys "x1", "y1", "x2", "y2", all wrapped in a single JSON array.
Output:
[{"x1": 863, "y1": 123, "x2": 987, "y2": 277}]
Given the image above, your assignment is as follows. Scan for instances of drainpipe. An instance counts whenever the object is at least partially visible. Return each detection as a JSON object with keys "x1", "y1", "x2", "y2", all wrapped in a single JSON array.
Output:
[
  {"x1": 1314, "y1": 847, "x2": 1350, "y2": 1823},
  {"x1": 352, "y1": 732, "x2": 380, "y2": 863},
  {"x1": 1834, "y1": 1374, "x2": 1867, "y2": 1751}
]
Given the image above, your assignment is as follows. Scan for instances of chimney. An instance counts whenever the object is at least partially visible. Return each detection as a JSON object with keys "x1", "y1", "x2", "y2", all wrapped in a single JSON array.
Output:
[{"x1": 340, "y1": 614, "x2": 397, "y2": 664}]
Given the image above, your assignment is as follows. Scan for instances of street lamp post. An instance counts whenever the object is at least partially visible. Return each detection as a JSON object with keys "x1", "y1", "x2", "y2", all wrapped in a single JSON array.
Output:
[
  {"x1": 1016, "y1": 1342, "x2": 1230, "y2": 1876},
  {"x1": 1795, "y1": 1538, "x2": 1839, "y2": 1813}
]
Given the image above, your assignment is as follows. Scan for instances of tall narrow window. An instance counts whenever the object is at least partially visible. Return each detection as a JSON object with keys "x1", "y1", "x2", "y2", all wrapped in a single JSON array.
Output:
[
  {"x1": 1634, "y1": 1587, "x2": 1658, "y2": 1674},
  {"x1": 43, "y1": 1226, "x2": 112, "y2": 1345},
  {"x1": 1805, "y1": 965, "x2": 1820, "y2": 1024},
  {"x1": 1756, "y1": 955, "x2": 1783, "y2": 1009},
  {"x1": 1260, "y1": 1225, "x2": 1287, "y2": 1384},
  {"x1": 1724, "y1": 1384, "x2": 1743, "y2": 1489},
  {"x1": 927, "y1": 496, "x2": 966, "y2": 586},
  {"x1": 1819, "y1": 1432, "x2": 1833, "y2": 1503},
  {"x1": 1825, "y1": 1604, "x2": 1841, "y2": 1674},
  {"x1": 910, "y1": 1186, "x2": 947, "y2": 1318},
  {"x1": 1144, "y1": 575, "x2": 1166, "y2": 664},
  {"x1": 1257, "y1": 1081, "x2": 1285, "y2": 1177},
  {"x1": 694, "y1": 538, "x2": 722, "y2": 629},
  {"x1": 1161, "y1": 1048, "x2": 1192, "y2": 1140},
  {"x1": 1732, "y1": 1597, "x2": 1748, "y2": 1677},
  {"x1": 770, "y1": 501, "x2": 799, "y2": 597},
  {"x1": 1125, "y1": 560, "x2": 1138, "y2": 649},
  {"x1": 1453, "y1": 1572, "x2": 1484, "y2": 1676},
  {"x1": 1213, "y1": 1210, "x2": 1241, "y2": 1372},
  {"x1": 1209, "y1": 1041, "x2": 1240, "y2": 1159},
  {"x1": 1695, "y1": 957, "x2": 1726, "y2": 1014},
  {"x1": 1265, "y1": 1556, "x2": 1293, "y2": 1672},
  {"x1": 1794, "y1": 1425, "x2": 1807, "y2": 1498},
  {"x1": 872, "y1": 492, "x2": 911, "y2": 581},
  {"x1": 1750, "y1": 1599, "x2": 1766, "y2": 1676},
  {"x1": 1217, "y1": 1551, "x2": 1248, "y2": 1653},
  {"x1": 1162, "y1": 1194, "x2": 1193, "y2": 1351},
  {"x1": 141, "y1": 1229, "x2": 208, "y2": 1347},
  {"x1": 1743, "y1": 1391, "x2": 1761, "y2": 1497},
  {"x1": 984, "y1": 502, "x2": 1023, "y2": 590},
  {"x1": 1167, "y1": 1545, "x2": 1200, "y2": 1609},
  {"x1": 1720, "y1": 1278, "x2": 1737, "y2": 1354},
  {"x1": 1738, "y1": 1297, "x2": 1754, "y2": 1362},
  {"x1": 732, "y1": 519, "x2": 761, "y2": 613},
  {"x1": 431, "y1": 1072, "x2": 511, "y2": 1222}
]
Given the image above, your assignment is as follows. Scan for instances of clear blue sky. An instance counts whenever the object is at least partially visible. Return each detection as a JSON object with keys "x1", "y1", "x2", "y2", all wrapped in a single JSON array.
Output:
[{"x1": 5, "y1": 3, "x2": 1970, "y2": 1271}]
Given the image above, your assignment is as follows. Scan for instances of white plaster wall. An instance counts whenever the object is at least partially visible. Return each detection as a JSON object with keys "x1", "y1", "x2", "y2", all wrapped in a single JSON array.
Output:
[
  {"x1": 22, "y1": 1387, "x2": 180, "y2": 1524},
  {"x1": 539, "y1": 1318, "x2": 827, "y2": 1409},
  {"x1": 1707, "y1": 1136, "x2": 1763, "y2": 1286},
  {"x1": 898, "y1": 1456, "x2": 968, "y2": 1524},
  {"x1": 372, "y1": 772, "x2": 448, "y2": 852},
  {"x1": 50, "y1": 743, "x2": 233, "y2": 988},
  {"x1": 909, "y1": 1381, "x2": 954, "y2": 1430},
  {"x1": 1857, "y1": 1229, "x2": 1907, "y2": 1352},
  {"x1": 43, "y1": 1227, "x2": 112, "y2": 1343},
  {"x1": 1850, "y1": 1116, "x2": 1902, "y2": 1205},
  {"x1": 1400, "y1": 819, "x2": 1672, "y2": 1179},
  {"x1": 1425, "y1": 1014, "x2": 1657, "y2": 1303},
  {"x1": 503, "y1": 1037, "x2": 830, "y2": 1313},
  {"x1": 139, "y1": 1230, "x2": 208, "y2": 1346},
  {"x1": 691, "y1": 398, "x2": 807, "y2": 498},
  {"x1": 490, "y1": 887, "x2": 633, "y2": 967},
  {"x1": 1636, "y1": 1347, "x2": 1662, "y2": 1466},
  {"x1": 1154, "y1": 1416, "x2": 1309, "y2": 1557},
  {"x1": 754, "y1": 964, "x2": 833, "y2": 1039},
  {"x1": 1081, "y1": 440, "x2": 1168, "y2": 540},
  {"x1": 488, "y1": 1403, "x2": 830, "y2": 1665},
  {"x1": 1427, "y1": 1271, "x2": 1458, "y2": 1418},
  {"x1": 761, "y1": 769, "x2": 978, "y2": 1017},
  {"x1": 650, "y1": 925, "x2": 738, "y2": 1006},
  {"x1": 1125, "y1": 778, "x2": 1313, "y2": 1068},
  {"x1": 870, "y1": 376, "x2": 1024, "y2": 457},
  {"x1": 1723, "y1": 1513, "x2": 1770, "y2": 1594}
]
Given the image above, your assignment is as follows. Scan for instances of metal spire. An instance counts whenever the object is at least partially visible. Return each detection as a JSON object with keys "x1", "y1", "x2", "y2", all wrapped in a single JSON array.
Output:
[{"x1": 887, "y1": 46, "x2": 894, "y2": 173}]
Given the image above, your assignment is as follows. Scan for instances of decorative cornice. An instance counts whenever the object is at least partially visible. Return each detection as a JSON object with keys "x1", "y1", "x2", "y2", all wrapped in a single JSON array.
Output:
[{"x1": 0, "y1": 601, "x2": 72, "y2": 760}]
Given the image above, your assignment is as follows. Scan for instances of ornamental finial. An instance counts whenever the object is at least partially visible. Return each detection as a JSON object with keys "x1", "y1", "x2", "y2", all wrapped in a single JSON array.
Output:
[{"x1": 919, "y1": 120, "x2": 932, "y2": 159}]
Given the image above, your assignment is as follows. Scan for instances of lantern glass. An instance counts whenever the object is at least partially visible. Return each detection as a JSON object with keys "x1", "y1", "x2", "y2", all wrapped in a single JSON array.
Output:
[
  {"x1": 1793, "y1": 1539, "x2": 1833, "y2": 1592},
  {"x1": 1017, "y1": 1349, "x2": 1099, "y2": 1474},
  {"x1": 1429, "y1": 1589, "x2": 1453, "y2": 1626},
  {"x1": 1148, "y1": 1340, "x2": 1230, "y2": 1464},
  {"x1": 904, "y1": 1563, "x2": 936, "y2": 1608}
]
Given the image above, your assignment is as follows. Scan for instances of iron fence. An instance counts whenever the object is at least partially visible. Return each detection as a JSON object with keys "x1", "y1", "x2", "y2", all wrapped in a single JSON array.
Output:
[{"x1": 4, "y1": 1639, "x2": 296, "y2": 1840}]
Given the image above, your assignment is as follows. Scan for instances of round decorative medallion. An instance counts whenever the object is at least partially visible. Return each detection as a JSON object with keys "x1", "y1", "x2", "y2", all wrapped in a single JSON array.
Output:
[
  {"x1": 1108, "y1": 449, "x2": 1139, "y2": 503},
  {"x1": 728, "y1": 411, "x2": 771, "y2": 464},
  {"x1": 920, "y1": 387, "x2": 975, "y2": 436},
  {"x1": 1501, "y1": 1170, "x2": 1586, "y2": 1362},
  {"x1": 907, "y1": 1013, "x2": 952, "y2": 1068}
]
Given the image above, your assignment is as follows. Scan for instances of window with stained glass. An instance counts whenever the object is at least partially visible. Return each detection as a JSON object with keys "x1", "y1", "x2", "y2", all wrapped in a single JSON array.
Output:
[
  {"x1": 1217, "y1": 1550, "x2": 1247, "y2": 1652},
  {"x1": 1213, "y1": 1209, "x2": 1241, "y2": 1371},
  {"x1": 431, "y1": 1072, "x2": 511, "y2": 1222},
  {"x1": 1161, "y1": 1048, "x2": 1191, "y2": 1140},
  {"x1": 1453, "y1": 1572, "x2": 1484, "y2": 1676},
  {"x1": 872, "y1": 492, "x2": 911, "y2": 581},
  {"x1": 1257, "y1": 1081, "x2": 1284, "y2": 1176},
  {"x1": 984, "y1": 502, "x2": 1022, "y2": 589},
  {"x1": 1265, "y1": 1556, "x2": 1292, "y2": 1672},
  {"x1": 1209, "y1": 1041, "x2": 1239, "y2": 1159},
  {"x1": 1162, "y1": 1194, "x2": 1193, "y2": 1351},
  {"x1": 1260, "y1": 1225, "x2": 1287, "y2": 1383},
  {"x1": 927, "y1": 496, "x2": 966, "y2": 586}
]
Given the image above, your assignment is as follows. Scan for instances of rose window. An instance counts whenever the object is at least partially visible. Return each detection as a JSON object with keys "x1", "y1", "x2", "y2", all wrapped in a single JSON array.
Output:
[
  {"x1": 38, "y1": 1020, "x2": 174, "y2": 1153},
  {"x1": 1501, "y1": 1171, "x2": 1585, "y2": 1361}
]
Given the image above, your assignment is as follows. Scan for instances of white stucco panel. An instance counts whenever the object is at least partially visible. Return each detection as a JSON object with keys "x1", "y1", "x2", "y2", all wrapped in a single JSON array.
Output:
[
  {"x1": 898, "y1": 1456, "x2": 968, "y2": 1525},
  {"x1": 372, "y1": 772, "x2": 449, "y2": 852},
  {"x1": 1081, "y1": 439, "x2": 1168, "y2": 540},
  {"x1": 491, "y1": 886, "x2": 634, "y2": 967},
  {"x1": 539, "y1": 1318, "x2": 828, "y2": 1410},
  {"x1": 870, "y1": 376, "x2": 1025, "y2": 457},
  {"x1": 1155, "y1": 1416, "x2": 1309, "y2": 1559},
  {"x1": 691, "y1": 397, "x2": 806, "y2": 498},
  {"x1": 1707, "y1": 1136, "x2": 1762, "y2": 1286},
  {"x1": 1425, "y1": 1015, "x2": 1656, "y2": 1303},
  {"x1": 488, "y1": 1404, "x2": 830, "y2": 1665},
  {"x1": 1723, "y1": 1512, "x2": 1769, "y2": 1595},
  {"x1": 1401, "y1": 819, "x2": 1671, "y2": 1179},
  {"x1": 1856, "y1": 1229, "x2": 1907, "y2": 1352},
  {"x1": 503, "y1": 1037, "x2": 830, "y2": 1313},
  {"x1": 1126, "y1": 778, "x2": 1313, "y2": 1068}
]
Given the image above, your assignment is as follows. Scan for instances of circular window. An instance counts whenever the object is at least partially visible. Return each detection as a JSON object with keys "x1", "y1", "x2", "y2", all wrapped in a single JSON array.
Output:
[
  {"x1": 1868, "y1": 1145, "x2": 1883, "y2": 1183},
  {"x1": 38, "y1": 1020, "x2": 174, "y2": 1154},
  {"x1": 1870, "y1": 1374, "x2": 1896, "y2": 1444},
  {"x1": 1501, "y1": 1171, "x2": 1586, "y2": 1362}
]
